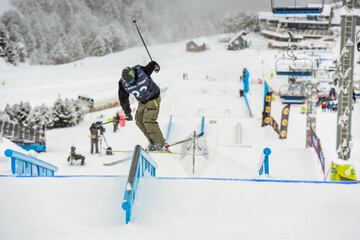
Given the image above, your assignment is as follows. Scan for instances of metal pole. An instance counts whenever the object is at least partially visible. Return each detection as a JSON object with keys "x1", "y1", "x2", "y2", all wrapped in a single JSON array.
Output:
[
  {"x1": 132, "y1": 20, "x2": 153, "y2": 61},
  {"x1": 192, "y1": 131, "x2": 196, "y2": 175}
]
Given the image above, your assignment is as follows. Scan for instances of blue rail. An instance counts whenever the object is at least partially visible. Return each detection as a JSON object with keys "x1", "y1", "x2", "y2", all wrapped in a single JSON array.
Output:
[
  {"x1": 243, "y1": 92, "x2": 253, "y2": 118},
  {"x1": 122, "y1": 145, "x2": 158, "y2": 224},
  {"x1": 4, "y1": 149, "x2": 57, "y2": 176},
  {"x1": 199, "y1": 116, "x2": 205, "y2": 135}
]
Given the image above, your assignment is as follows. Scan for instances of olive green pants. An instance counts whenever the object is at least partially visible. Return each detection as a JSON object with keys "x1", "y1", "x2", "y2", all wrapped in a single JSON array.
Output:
[{"x1": 135, "y1": 96, "x2": 165, "y2": 145}]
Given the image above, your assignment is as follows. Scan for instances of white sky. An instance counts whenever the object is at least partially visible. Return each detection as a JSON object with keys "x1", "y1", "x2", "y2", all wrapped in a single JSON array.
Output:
[{"x1": 0, "y1": 0, "x2": 12, "y2": 14}]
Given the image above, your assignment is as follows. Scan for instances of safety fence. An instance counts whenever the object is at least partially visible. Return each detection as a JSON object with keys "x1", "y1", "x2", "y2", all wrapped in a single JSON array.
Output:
[
  {"x1": 122, "y1": 145, "x2": 158, "y2": 224},
  {"x1": 0, "y1": 120, "x2": 46, "y2": 152},
  {"x1": 309, "y1": 127, "x2": 326, "y2": 177},
  {"x1": 4, "y1": 149, "x2": 57, "y2": 176}
]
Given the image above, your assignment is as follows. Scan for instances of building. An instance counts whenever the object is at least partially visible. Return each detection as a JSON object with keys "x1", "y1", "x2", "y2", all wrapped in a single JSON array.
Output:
[
  {"x1": 258, "y1": 4, "x2": 335, "y2": 34},
  {"x1": 186, "y1": 38, "x2": 207, "y2": 52},
  {"x1": 227, "y1": 32, "x2": 249, "y2": 50}
]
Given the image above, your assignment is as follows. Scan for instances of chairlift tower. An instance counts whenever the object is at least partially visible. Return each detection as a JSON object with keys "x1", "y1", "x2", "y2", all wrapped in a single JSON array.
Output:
[
  {"x1": 336, "y1": 0, "x2": 357, "y2": 160},
  {"x1": 305, "y1": 80, "x2": 318, "y2": 147}
]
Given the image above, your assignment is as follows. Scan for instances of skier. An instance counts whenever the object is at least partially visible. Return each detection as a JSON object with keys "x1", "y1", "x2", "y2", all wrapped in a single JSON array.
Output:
[
  {"x1": 89, "y1": 123, "x2": 100, "y2": 154},
  {"x1": 118, "y1": 61, "x2": 168, "y2": 152}
]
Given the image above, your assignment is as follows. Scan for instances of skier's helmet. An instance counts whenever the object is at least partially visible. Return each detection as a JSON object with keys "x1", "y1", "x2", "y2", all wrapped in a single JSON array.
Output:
[{"x1": 122, "y1": 67, "x2": 136, "y2": 84}]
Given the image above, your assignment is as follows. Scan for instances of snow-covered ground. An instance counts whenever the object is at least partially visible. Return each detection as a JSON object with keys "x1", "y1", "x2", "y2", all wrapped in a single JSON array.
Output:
[{"x1": 0, "y1": 32, "x2": 360, "y2": 239}]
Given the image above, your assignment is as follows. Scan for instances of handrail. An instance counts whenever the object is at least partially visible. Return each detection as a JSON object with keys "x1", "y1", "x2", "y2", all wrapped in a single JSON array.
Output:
[
  {"x1": 4, "y1": 149, "x2": 57, "y2": 176},
  {"x1": 122, "y1": 145, "x2": 157, "y2": 224}
]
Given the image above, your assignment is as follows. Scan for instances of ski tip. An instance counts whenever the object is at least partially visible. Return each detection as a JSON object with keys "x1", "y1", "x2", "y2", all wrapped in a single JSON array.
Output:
[{"x1": 199, "y1": 132, "x2": 204, "y2": 137}]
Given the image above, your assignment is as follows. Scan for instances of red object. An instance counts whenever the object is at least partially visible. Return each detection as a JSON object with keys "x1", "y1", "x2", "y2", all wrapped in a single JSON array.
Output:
[{"x1": 119, "y1": 114, "x2": 125, "y2": 127}]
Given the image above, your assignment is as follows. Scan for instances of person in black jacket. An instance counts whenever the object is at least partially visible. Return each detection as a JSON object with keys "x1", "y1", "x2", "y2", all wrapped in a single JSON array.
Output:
[{"x1": 118, "y1": 61, "x2": 167, "y2": 151}]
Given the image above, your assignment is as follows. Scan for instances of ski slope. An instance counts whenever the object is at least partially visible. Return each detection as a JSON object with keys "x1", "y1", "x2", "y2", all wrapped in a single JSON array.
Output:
[
  {"x1": 0, "y1": 177, "x2": 359, "y2": 240},
  {"x1": 0, "y1": 31, "x2": 360, "y2": 239}
]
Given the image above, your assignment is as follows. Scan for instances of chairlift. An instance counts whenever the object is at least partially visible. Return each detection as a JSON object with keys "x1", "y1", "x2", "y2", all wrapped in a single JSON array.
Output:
[
  {"x1": 279, "y1": 82, "x2": 306, "y2": 104},
  {"x1": 271, "y1": 0, "x2": 325, "y2": 14},
  {"x1": 275, "y1": 56, "x2": 314, "y2": 77}
]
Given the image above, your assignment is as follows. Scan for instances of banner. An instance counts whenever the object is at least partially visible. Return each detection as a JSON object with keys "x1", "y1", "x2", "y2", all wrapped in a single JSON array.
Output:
[
  {"x1": 262, "y1": 92, "x2": 272, "y2": 127},
  {"x1": 279, "y1": 104, "x2": 290, "y2": 139},
  {"x1": 309, "y1": 127, "x2": 325, "y2": 174}
]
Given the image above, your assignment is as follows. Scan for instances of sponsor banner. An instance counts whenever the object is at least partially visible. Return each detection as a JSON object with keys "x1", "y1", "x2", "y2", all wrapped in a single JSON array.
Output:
[{"x1": 279, "y1": 104, "x2": 290, "y2": 139}]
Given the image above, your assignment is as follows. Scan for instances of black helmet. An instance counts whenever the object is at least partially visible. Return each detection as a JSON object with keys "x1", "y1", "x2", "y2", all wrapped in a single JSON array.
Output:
[{"x1": 122, "y1": 67, "x2": 136, "y2": 84}]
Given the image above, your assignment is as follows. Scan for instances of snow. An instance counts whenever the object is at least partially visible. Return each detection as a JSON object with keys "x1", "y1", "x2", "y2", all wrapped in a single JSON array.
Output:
[{"x1": 0, "y1": 31, "x2": 360, "y2": 239}]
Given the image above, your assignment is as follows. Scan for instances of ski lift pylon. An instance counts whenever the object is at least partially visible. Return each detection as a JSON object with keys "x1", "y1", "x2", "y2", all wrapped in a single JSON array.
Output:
[{"x1": 271, "y1": 0, "x2": 325, "y2": 14}]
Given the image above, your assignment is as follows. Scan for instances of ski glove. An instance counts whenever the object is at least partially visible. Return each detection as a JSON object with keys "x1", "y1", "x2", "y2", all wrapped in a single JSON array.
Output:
[
  {"x1": 153, "y1": 61, "x2": 160, "y2": 73},
  {"x1": 125, "y1": 113, "x2": 133, "y2": 121}
]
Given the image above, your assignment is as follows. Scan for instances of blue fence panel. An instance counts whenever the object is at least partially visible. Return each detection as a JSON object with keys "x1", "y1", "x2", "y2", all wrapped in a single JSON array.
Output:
[
  {"x1": 122, "y1": 145, "x2": 158, "y2": 224},
  {"x1": 4, "y1": 149, "x2": 57, "y2": 177}
]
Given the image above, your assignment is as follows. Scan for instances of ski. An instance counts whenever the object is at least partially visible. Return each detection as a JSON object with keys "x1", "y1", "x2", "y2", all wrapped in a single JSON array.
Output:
[
  {"x1": 166, "y1": 132, "x2": 204, "y2": 148},
  {"x1": 103, "y1": 156, "x2": 131, "y2": 166},
  {"x1": 105, "y1": 148, "x2": 208, "y2": 156}
]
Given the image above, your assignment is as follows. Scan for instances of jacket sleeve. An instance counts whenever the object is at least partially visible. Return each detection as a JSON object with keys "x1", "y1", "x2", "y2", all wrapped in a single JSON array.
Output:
[
  {"x1": 141, "y1": 61, "x2": 158, "y2": 76},
  {"x1": 118, "y1": 81, "x2": 132, "y2": 114}
]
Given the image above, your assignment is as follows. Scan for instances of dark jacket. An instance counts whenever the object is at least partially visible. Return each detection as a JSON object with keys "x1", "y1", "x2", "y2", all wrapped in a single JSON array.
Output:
[{"x1": 118, "y1": 61, "x2": 160, "y2": 114}]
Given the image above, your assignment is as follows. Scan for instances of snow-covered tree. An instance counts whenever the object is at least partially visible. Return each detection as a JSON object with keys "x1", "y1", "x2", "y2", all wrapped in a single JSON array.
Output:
[
  {"x1": 4, "y1": 102, "x2": 32, "y2": 125},
  {"x1": 51, "y1": 97, "x2": 84, "y2": 128},
  {"x1": 222, "y1": 11, "x2": 258, "y2": 33},
  {"x1": 26, "y1": 104, "x2": 53, "y2": 129}
]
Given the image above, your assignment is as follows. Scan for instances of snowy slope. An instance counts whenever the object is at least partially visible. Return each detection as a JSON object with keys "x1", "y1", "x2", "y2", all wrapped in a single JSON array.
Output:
[
  {"x1": 0, "y1": 177, "x2": 359, "y2": 240},
  {"x1": 0, "y1": 31, "x2": 360, "y2": 240}
]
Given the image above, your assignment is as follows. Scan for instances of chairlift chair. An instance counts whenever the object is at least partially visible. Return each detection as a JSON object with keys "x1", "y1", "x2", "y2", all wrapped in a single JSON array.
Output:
[
  {"x1": 279, "y1": 83, "x2": 306, "y2": 104},
  {"x1": 275, "y1": 56, "x2": 314, "y2": 77},
  {"x1": 271, "y1": 0, "x2": 325, "y2": 14}
]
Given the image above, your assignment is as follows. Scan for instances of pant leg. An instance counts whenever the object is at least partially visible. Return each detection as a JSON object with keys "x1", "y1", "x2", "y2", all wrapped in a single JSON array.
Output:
[
  {"x1": 136, "y1": 102, "x2": 153, "y2": 143},
  {"x1": 95, "y1": 139, "x2": 99, "y2": 153},
  {"x1": 91, "y1": 139, "x2": 94, "y2": 154},
  {"x1": 142, "y1": 96, "x2": 165, "y2": 145}
]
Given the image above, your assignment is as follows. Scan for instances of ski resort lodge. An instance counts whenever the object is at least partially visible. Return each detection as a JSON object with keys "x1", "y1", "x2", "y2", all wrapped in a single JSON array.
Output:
[{"x1": 258, "y1": 4, "x2": 337, "y2": 37}]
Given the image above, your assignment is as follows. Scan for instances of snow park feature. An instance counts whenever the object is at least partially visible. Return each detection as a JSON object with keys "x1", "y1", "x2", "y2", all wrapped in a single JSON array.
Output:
[
  {"x1": 258, "y1": 147, "x2": 272, "y2": 177},
  {"x1": 4, "y1": 149, "x2": 57, "y2": 176},
  {"x1": 122, "y1": 145, "x2": 157, "y2": 224},
  {"x1": 1, "y1": 1, "x2": 360, "y2": 239}
]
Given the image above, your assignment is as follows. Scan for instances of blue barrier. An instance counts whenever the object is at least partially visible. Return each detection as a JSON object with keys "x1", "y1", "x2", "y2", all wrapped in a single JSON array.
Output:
[
  {"x1": 259, "y1": 148, "x2": 271, "y2": 176},
  {"x1": 4, "y1": 149, "x2": 57, "y2": 176},
  {"x1": 18, "y1": 143, "x2": 46, "y2": 152},
  {"x1": 199, "y1": 116, "x2": 205, "y2": 134},
  {"x1": 122, "y1": 145, "x2": 157, "y2": 224},
  {"x1": 165, "y1": 115, "x2": 173, "y2": 142},
  {"x1": 243, "y1": 93, "x2": 253, "y2": 118}
]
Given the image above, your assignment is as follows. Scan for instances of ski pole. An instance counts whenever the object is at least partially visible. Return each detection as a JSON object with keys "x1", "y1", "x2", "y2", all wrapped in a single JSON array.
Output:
[{"x1": 132, "y1": 19, "x2": 153, "y2": 61}]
